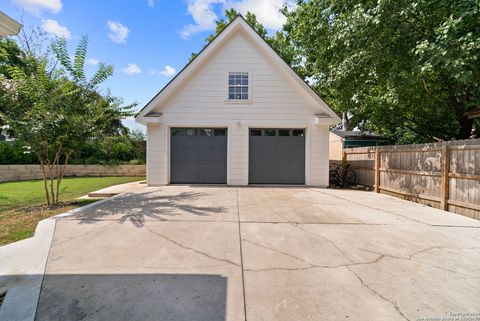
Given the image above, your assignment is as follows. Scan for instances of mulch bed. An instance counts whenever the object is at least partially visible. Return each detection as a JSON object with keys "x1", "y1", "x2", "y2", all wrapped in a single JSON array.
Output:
[{"x1": 18, "y1": 201, "x2": 84, "y2": 213}]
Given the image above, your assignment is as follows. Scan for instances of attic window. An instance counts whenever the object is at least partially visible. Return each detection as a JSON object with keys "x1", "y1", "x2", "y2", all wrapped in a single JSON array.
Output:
[{"x1": 228, "y1": 72, "x2": 248, "y2": 100}]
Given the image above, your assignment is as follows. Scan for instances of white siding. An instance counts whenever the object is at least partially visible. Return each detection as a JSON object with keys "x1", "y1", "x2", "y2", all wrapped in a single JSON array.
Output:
[
  {"x1": 146, "y1": 28, "x2": 331, "y2": 186},
  {"x1": 228, "y1": 124, "x2": 249, "y2": 185},
  {"x1": 147, "y1": 123, "x2": 168, "y2": 185},
  {"x1": 309, "y1": 125, "x2": 330, "y2": 186}
]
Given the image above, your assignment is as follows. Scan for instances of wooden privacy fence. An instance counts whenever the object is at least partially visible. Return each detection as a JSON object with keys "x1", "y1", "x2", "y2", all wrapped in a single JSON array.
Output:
[{"x1": 342, "y1": 139, "x2": 480, "y2": 220}]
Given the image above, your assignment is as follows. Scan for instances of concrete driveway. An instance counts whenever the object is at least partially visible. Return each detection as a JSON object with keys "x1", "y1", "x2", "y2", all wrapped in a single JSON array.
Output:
[{"x1": 35, "y1": 186, "x2": 480, "y2": 321}]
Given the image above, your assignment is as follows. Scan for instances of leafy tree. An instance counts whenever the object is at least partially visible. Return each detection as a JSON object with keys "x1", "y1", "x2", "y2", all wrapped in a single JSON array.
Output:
[
  {"x1": 283, "y1": 0, "x2": 480, "y2": 143},
  {"x1": 0, "y1": 36, "x2": 132, "y2": 205},
  {"x1": 0, "y1": 39, "x2": 29, "y2": 78},
  {"x1": 128, "y1": 129, "x2": 147, "y2": 163}
]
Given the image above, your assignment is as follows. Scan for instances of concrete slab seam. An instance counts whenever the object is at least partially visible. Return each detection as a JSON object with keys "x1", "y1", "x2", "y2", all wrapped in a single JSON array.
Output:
[{"x1": 236, "y1": 188, "x2": 248, "y2": 321}]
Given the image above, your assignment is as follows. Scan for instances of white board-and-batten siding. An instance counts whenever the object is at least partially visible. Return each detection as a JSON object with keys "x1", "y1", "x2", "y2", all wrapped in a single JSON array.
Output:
[{"x1": 146, "y1": 28, "x2": 331, "y2": 186}]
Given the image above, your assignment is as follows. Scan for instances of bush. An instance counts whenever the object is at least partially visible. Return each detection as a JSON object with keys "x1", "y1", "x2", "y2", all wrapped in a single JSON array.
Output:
[
  {"x1": 0, "y1": 142, "x2": 15, "y2": 164},
  {"x1": 111, "y1": 141, "x2": 133, "y2": 161},
  {"x1": 0, "y1": 141, "x2": 37, "y2": 164},
  {"x1": 0, "y1": 131, "x2": 146, "y2": 165}
]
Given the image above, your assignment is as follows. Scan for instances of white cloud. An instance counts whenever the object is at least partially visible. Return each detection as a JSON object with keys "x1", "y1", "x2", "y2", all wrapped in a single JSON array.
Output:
[
  {"x1": 42, "y1": 19, "x2": 71, "y2": 39},
  {"x1": 122, "y1": 63, "x2": 142, "y2": 75},
  {"x1": 147, "y1": 0, "x2": 155, "y2": 6},
  {"x1": 14, "y1": 0, "x2": 62, "y2": 14},
  {"x1": 180, "y1": 0, "x2": 295, "y2": 39},
  {"x1": 87, "y1": 58, "x2": 100, "y2": 66},
  {"x1": 180, "y1": 0, "x2": 223, "y2": 39},
  {"x1": 151, "y1": 65, "x2": 176, "y2": 77},
  {"x1": 224, "y1": 0, "x2": 295, "y2": 30},
  {"x1": 107, "y1": 21, "x2": 130, "y2": 44}
]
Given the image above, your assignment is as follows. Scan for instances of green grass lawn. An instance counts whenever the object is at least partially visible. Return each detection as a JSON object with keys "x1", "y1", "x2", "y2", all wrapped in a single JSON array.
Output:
[{"x1": 0, "y1": 176, "x2": 145, "y2": 246}]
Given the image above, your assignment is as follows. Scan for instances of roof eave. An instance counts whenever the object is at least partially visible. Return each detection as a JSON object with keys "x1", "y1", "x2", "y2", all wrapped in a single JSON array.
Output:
[{"x1": 0, "y1": 12, "x2": 22, "y2": 37}]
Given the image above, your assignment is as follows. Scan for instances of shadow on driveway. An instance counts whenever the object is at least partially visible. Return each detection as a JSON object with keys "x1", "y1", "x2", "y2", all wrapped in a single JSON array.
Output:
[
  {"x1": 70, "y1": 191, "x2": 229, "y2": 227},
  {"x1": 34, "y1": 273, "x2": 227, "y2": 321}
]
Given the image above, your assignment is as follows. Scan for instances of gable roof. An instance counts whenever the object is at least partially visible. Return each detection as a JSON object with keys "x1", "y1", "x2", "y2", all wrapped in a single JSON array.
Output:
[{"x1": 135, "y1": 15, "x2": 341, "y2": 125}]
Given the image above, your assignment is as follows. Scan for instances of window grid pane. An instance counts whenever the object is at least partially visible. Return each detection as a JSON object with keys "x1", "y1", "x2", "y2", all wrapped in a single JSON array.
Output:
[
  {"x1": 264, "y1": 129, "x2": 276, "y2": 136},
  {"x1": 292, "y1": 129, "x2": 304, "y2": 137},
  {"x1": 228, "y1": 72, "x2": 248, "y2": 100}
]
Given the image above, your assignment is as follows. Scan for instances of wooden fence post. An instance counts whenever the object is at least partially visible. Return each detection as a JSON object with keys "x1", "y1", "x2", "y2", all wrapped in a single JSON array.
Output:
[
  {"x1": 440, "y1": 144, "x2": 450, "y2": 211},
  {"x1": 374, "y1": 146, "x2": 381, "y2": 193},
  {"x1": 342, "y1": 150, "x2": 347, "y2": 168}
]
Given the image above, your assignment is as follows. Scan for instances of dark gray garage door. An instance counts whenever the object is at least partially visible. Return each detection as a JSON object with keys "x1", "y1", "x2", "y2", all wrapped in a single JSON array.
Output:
[
  {"x1": 171, "y1": 128, "x2": 227, "y2": 184},
  {"x1": 249, "y1": 128, "x2": 305, "y2": 184}
]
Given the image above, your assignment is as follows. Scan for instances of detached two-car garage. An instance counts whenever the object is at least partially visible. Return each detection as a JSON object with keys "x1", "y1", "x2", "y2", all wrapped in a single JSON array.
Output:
[
  {"x1": 137, "y1": 17, "x2": 340, "y2": 187},
  {"x1": 170, "y1": 128, "x2": 305, "y2": 185}
]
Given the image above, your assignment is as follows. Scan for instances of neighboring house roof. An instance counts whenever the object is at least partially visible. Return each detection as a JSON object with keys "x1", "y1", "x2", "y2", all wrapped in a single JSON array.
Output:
[
  {"x1": 0, "y1": 11, "x2": 22, "y2": 37},
  {"x1": 331, "y1": 130, "x2": 389, "y2": 141},
  {"x1": 135, "y1": 15, "x2": 340, "y2": 125}
]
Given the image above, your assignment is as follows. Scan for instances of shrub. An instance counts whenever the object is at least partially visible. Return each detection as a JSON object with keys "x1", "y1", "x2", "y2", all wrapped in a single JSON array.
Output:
[
  {"x1": 0, "y1": 132, "x2": 145, "y2": 165},
  {"x1": 0, "y1": 141, "x2": 37, "y2": 164}
]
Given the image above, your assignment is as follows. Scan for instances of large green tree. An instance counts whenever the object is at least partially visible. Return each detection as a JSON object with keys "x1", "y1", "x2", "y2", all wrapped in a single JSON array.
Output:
[
  {"x1": 284, "y1": 0, "x2": 480, "y2": 143},
  {"x1": 0, "y1": 36, "x2": 132, "y2": 205}
]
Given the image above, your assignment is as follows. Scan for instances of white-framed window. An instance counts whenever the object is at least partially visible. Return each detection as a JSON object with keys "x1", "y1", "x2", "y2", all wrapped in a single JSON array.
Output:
[{"x1": 228, "y1": 72, "x2": 249, "y2": 100}]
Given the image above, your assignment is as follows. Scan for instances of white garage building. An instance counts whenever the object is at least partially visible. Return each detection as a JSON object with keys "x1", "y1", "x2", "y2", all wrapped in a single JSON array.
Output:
[{"x1": 135, "y1": 15, "x2": 340, "y2": 186}]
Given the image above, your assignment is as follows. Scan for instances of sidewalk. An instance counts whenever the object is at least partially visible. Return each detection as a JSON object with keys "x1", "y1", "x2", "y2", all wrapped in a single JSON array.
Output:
[{"x1": 86, "y1": 180, "x2": 147, "y2": 198}]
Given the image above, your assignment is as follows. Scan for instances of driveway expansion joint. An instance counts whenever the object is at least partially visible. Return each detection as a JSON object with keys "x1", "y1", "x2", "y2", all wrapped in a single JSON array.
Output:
[{"x1": 236, "y1": 188, "x2": 248, "y2": 321}]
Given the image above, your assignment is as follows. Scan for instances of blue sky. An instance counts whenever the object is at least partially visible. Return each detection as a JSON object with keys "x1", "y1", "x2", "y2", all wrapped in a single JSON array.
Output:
[{"x1": 3, "y1": 0, "x2": 293, "y2": 133}]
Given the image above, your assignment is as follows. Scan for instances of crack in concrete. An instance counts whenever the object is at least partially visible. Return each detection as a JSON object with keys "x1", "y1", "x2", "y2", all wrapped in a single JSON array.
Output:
[
  {"x1": 347, "y1": 267, "x2": 411, "y2": 321},
  {"x1": 244, "y1": 257, "x2": 387, "y2": 273},
  {"x1": 245, "y1": 221, "x2": 480, "y2": 282},
  {"x1": 288, "y1": 224, "x2": 356, "y2": 264},
  {"x1": 242, "y1": 201, "x2": 321, "y2": 224},
  {"x1": 308, "y1": 188, "x2": 429, "y2": 226},
  {"x1": 143, "y1": 224, "x2": 240, "y2": 267},
  {"x1": 242, "y1": 238, "x2": 317, "y2": 268},
  {"x1": 247, "y1": 205, "x2": 359, "y2": 265},
  {"x1": 408, "y1": 246, "x2": 449, "y2": 260},
  {"x1": 243, "y1": 237, "x2": 386, "y2": 272},
  {"x1": 51, "y1": 220, "x2": 120, "y2": 248},
  {"x1": 350, "y1": 244, "x2": 480, "y2": 277},
  {"x1": 245, "y1": 266, "x2": 319, "y2": 272}
]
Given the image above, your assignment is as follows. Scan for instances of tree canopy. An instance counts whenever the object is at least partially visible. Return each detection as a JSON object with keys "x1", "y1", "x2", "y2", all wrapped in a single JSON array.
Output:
[
  {"x1": 283, "y1": 0, "x2": 480, "y2": 143},
  {"x1": 0, "y1": 36, "x2": 134, "y2": 204}
]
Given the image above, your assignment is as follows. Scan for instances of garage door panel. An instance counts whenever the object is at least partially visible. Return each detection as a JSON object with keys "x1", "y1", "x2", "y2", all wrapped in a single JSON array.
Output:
[
  {"x1": 170, "y1": 129, "x2": 227, "y2": 184},
  {"x1": 249, "y1": 129, "x2": 305, "y2": 184}
]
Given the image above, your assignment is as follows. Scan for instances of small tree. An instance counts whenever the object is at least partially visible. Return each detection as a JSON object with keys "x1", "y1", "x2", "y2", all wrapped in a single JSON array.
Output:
[{"x1": 0, "y1": 36, "x2": 133, "y2": 205}]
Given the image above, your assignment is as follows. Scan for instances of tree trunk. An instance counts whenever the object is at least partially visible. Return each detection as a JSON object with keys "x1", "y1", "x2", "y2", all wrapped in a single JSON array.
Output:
[
  {"x1": 39, "y1": 160, "x2": 51, "y2": 206},
  {"x1": 456, "y1": 116, "x2": 474, "y2": 140},
  {"x1": 55, "y1": 152, "x2": 71, "y2": 203},
  {"x1": 342, "y1": 112, "x2": 351, "y2": 131},
  {"x1": 48, "y1": 164, "x2": 55, "y2": 205}
]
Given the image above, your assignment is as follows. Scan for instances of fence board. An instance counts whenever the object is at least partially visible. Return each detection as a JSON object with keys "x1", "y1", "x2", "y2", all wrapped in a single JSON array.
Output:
[{"x1": 343, "y1": 138, "x2": 480, "y2": 220}]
